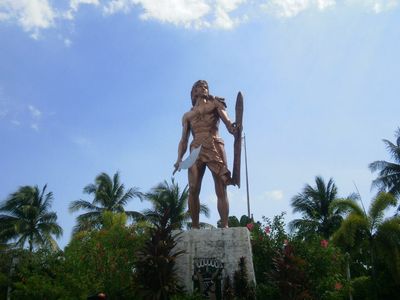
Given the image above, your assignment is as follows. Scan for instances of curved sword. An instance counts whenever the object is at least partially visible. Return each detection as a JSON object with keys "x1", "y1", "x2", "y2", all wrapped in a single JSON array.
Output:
[{"x1": 173, "y1": 145, "x2": 202, "y2": 175}]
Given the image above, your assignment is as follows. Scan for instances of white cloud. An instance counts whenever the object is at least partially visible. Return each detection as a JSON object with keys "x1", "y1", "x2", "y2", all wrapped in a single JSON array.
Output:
[
  {"x1": 317, "y1": 0, "x2": 336, "y2": 10},
  {"x1": 263, "y1": 190, "x2": 284, "y2": 201},
  {"x1": 64, "y1": 38, "x2": 72, "y2": 47},
  {"x1": 262, "y1": 0, "x2": 336, "y2": 18},
  {"x1": 212, "y1": 0, "x2": 247, "y2": 29},
  {"x1": 31, "y1": 123, "x2": 39, "y2": 131},
  {"x1": 0, "y1": 11, "x2": 10, "y2": 20},
  {"x1": 27, "y1": 105, "x2": 42, "y2": 131},
  {"x1": 345, "y1": 0, "x2": 398, "y2": 13},
  {"x1": 0, "y1": 0, "x2": 56, "y2": 38},
  {"x1": 103, "y1": 0, "x2": 135, "y2": 15},
  {"x1": 11, "y1": 120, "x2": 21, "y2": 126},
  {"x1": 70, "y1": 0, "x2": 99, "y2": 11},
  {"x1": 28, "y1": 105, "x2": 42, "y2": 118},
  {"x1": 371, "y1": 0, "x2": 398, "y2": 13},
  {"x1": 103, "y1": 0, "x2": 247, "y2": 29},
  {"x1": 1, "y1": 0, "x2": 399, "y2": 38},
  {"x1": 135, "y1": 0, "x2": 211, "y2": 28},
  {"x1": 262, "y1": 0, "x2": 310, "y2": 18},
  {"x1": 64, "y1": 0, "x2": 99, "y2": 20}
]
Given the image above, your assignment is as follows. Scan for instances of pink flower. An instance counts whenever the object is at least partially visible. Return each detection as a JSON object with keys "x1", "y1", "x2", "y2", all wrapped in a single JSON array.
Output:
[
  {"x1": 246, "y1": 223, "x2": 254, "y2": 231},
  {"x1": 320, "y1": 239, "x2": 329, "y2": 248},
  {"x1": 264, "y1": 226, "x2": 271, "y2": 235},
  {"x1": 334, "y1": 282, "x2": 342, "y2": 290},
  {"x1": 283, "y1": 239, "x2": 289, "y2": 246}
]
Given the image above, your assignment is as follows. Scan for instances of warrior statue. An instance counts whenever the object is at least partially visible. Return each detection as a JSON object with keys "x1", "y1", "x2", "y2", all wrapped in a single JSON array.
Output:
[{"x1": 174, "y1": 80, "x2": 242, "y2": 229}]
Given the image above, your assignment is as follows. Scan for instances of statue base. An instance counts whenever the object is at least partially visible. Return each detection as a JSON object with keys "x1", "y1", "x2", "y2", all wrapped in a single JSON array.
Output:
[{"x1": 173, "y1": 227, "x2": 256, "y2": 295}]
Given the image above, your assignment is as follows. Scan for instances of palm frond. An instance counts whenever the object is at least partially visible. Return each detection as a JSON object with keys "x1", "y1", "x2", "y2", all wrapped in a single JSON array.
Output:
[
  {"x1": 382, "y1": 139, "x2": 400, "y2": 162},
  {"x1": 288, "y1": 218, "x2": 318, "y2": 234},
  {"x1": 37, "y1": 222, "x2": 63, "y2": 238},
  {"x1": 44, "y1": 236, "x2": 60, "y2": 251},
  {"x1": 368, "y1": 192, "x2": 397, "y2": 227},
  {"x1": 0, "y1": 186, "x2": 33, "y2": 213},
  {"x1": 375, "y1": 217, "x2": 400, "y2": 247},
  {"x1": 125, "y1": 210, "x2": 145, "y2": 221},
  {"x1": 38, "y1": 212, "x2": 58, "y2": 224},
  {"x1": 332, "y1": 213, "x2": 369, "y2": 248},
  {"x1": 199, "y1": 203, "x2": 210, "y2": 218},
  {"x1": 69, "y1": 200, "x2": 100, "y2": 213},
  {"x1": 291, "y1": 194, "x2": 318, "y2": 218},
  {"x1": 117, "y1": 187, "x2": 143, "y2": 207},
  {"x1": 331, "y1": 198, "x2": 364, "y2": 216},
  {"x1": 83, "y1": 183, "x2": 97, "y2": 195},
  {"x1": 0, "y1": 215, "x2": 18, "y2": 242},
  {"x1": 72, "y1": 211, "x2": 102, "y2": 234}
]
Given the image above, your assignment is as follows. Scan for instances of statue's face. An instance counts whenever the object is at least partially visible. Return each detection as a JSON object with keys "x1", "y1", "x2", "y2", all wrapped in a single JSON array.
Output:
[{"x1": 193, "y1": 82, "x2": 209, "y2": 100}]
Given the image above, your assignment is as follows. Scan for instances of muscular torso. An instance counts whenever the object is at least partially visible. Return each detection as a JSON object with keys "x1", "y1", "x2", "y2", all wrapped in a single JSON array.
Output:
[{"x1": 184, "y1": 100, "x2": 220, "y2": 141}]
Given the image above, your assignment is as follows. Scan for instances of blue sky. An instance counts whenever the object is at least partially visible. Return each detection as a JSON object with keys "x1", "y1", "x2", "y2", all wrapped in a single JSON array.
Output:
[{"x1": 1, "y1": 0, "x2": 399, "y2": 249}]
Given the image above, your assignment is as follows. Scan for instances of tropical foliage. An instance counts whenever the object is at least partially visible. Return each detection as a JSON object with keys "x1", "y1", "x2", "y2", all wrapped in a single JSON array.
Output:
[
  {"x1": 248, "y1": 213, "x2": 346, "y2": 300},
  {"x1": 63, "y1": 211, "x2": 145, "y2": 299},
  {"x1": 0, "y1": 185, "x2": 62, "y2": 251},
  {"x1": 1, "y1": 211, "x2": 146, "y2": 300},
  {"x1": 289, "y1": 176, "x2": 346, "y2": 239},
  {"x1": 369, "y1": 127, "x2": 400, "y2": 198},
  {"x1": 143, "y1": 179, "x2": 209, "y2": 230},
  {"x1": 332, "y1": 192, "x2": 400, "y2": 298},
  {"x1": 135, "y1": 180, "x2": 187, "y2": 299},
  {"x1": 2, "y1": 127, "x2": 400, "y2": 299},
  {"x1": 69, "y1": 172, "x2": 143, "y2": 234}
]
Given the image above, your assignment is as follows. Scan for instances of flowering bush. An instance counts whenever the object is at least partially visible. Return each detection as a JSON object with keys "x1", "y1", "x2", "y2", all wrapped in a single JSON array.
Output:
[
  {"x1": 246, "y1": 223, "x2": 254, "y2": 231},
  {"x1": 250, "y1": 213, "x2": 347, "y2": 299}
]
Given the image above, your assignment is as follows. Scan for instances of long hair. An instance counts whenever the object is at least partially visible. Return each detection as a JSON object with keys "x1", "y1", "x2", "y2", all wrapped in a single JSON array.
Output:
[{"x1": 191, "y1": 80, "x2": 209, "y2": 106}]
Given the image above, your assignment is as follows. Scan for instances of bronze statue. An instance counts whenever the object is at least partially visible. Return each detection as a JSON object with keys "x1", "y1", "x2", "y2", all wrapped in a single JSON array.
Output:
[{"x1": 174, "y1": 80, "x2": 240, "y2": 229}]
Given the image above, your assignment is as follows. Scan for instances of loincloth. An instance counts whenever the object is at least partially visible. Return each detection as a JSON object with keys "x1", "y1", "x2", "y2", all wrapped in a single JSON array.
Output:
[{"x1": 190, "y1": 136, "x2": 231, "y2": 179}]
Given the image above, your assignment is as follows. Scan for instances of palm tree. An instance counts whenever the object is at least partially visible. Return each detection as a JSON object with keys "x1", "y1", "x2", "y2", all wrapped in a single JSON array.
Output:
[
  {"x1": 332, "y1": 192, "x2": 400, "y2": 288},
  {"x1": 69, "y1": 172, "x2": 143, "y2": 234},
  {"x1": 143, "y1": 179, "x2": 209, "y2": 230},
  {"x1": 289, "y1": 176, "x2": 346, "y2": 239},
  {"x1": 0, "y1": 185, "x2": 62, "y2": 252},
  {"x1": 369, "y1": 128, "x2": 400, "y2": 210}
]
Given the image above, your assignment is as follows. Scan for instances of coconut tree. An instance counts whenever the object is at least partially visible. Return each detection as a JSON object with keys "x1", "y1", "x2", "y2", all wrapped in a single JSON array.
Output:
[
  {"x1": 289, "y1": 176, "x2": 347, "y2": 239},
  {"x1": 369, "y1": 128, "x2": 400, "y2": 197},
  {"x1": 369, "y1": 128, "x2": 400, "y2": 215},
  {"x1": 0, "y1": 185, "x2": 62, "y2": 252},
  {"x1": 135, "y1": 179, "x2": 197, "y2": 299},
  {"x1": 332, "y1": 192, "x2": 400, "y2": 292},
  {"x1": 143, "y1": 179, "x2": 209, "y2": 230},
  {"x1": 69, "y1": 172, "x2": 143, "y2": 234}
]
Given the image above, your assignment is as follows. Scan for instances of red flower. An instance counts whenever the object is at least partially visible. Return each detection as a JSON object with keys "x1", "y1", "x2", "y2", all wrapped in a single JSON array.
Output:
[
  {"x1": 264, "y1": 226, "x2": 271, "y2": 235},
  {"x1": 320, "y1": 239, "x2": 329, "y2": 248},
  {"x1": 246, "y1": 223, "x2": 254, "y2": 231},
  {"x1": 334, "y1": 282, "x2": 343, "y2": 290}
]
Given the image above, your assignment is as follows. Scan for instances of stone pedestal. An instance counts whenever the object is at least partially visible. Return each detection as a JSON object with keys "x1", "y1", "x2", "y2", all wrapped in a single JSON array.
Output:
[{"x1": 173, "y1": 227, "x2": 255, "y2": 294}]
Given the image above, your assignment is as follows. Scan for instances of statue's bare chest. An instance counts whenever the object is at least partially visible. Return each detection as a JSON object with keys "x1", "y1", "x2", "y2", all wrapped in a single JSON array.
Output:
[{"x1": 188, "y1": 102, "x2": 218, "y2": 126}]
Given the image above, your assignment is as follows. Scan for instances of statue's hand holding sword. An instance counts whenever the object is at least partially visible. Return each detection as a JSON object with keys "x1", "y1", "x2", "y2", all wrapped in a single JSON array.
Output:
[{"x1": 173, "y1": 145, "x2": 202, "y2": 175}]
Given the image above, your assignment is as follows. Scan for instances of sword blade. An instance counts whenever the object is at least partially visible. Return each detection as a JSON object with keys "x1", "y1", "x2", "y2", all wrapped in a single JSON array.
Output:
[{"x1": 179, "y1": 145, "x2": 202, "y2": 170}]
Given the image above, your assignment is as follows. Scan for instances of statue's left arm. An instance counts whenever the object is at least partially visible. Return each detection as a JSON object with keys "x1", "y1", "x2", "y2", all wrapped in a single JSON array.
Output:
[{"x1": 215, "y1": 97, "x2": 236, "y2": 135}]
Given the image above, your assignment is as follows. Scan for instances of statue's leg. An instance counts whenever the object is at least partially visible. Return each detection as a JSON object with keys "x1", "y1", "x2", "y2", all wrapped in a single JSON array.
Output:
[
  {"x1": 188, "y1": 162, "x2": 206, "y2": 229},
  {"x1": 212, "y1": 172, "x2": 229, "y2": 228}
]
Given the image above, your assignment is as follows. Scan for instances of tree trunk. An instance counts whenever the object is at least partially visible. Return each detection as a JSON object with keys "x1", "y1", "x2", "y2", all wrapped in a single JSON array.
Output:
[{"x1": 345, "y1": 252, "x2": 353, "y2": 300}]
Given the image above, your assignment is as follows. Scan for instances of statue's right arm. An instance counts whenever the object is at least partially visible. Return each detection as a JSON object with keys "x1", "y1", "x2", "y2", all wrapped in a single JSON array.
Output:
[{"x1": 174, "y1": 115, "x2": 190, "y2": 170}]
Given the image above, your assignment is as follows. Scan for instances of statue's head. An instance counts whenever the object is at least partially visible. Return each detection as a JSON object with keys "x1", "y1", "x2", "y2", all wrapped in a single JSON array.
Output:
[{"x1": 191, "y1": 80, "x2": 209, "y2": 106}]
